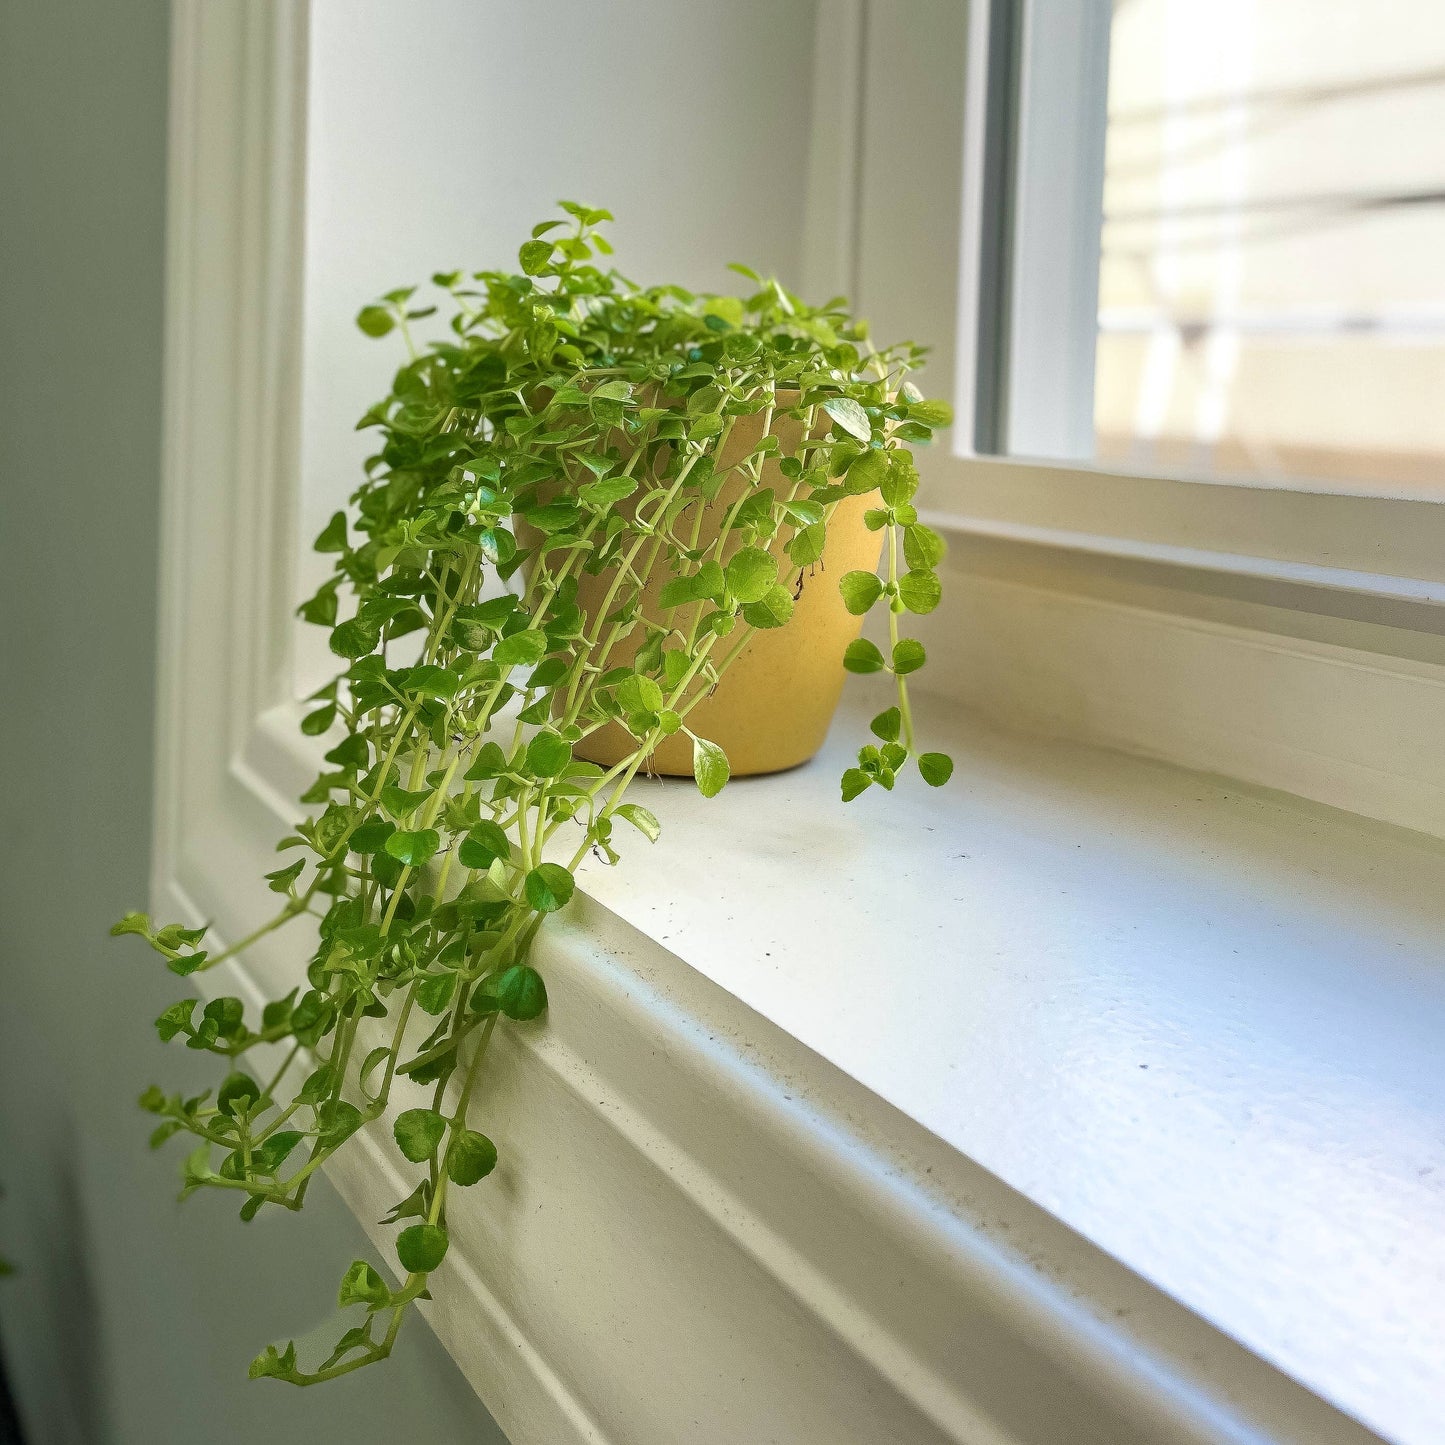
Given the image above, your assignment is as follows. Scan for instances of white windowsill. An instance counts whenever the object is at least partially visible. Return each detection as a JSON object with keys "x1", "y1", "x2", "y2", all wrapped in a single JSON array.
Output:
[{"x1": 566, "y1": 687, "x2": 1445, "y2": 1445}]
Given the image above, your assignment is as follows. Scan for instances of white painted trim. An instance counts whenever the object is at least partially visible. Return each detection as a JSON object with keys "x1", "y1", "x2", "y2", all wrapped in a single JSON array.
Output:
[
  {"x1": 924, "y1": 506, "x2": 1445, "y2": 610},
  {"x1": 953, "y1": 0, "x2": 996, "y2": 452},
  {"x1": 154, "y1": 0, "x2": 310, "y2": 915},
  {"x1": 154, "y1": 5, "x2": 1399, "y2": 1441},
  {"x1": 160, "y1": 814, "x2": 1379, "y2": 1445},
  {"x1": 1004, "y1": 0, "x2": 1111, "y2": 460},
  {"x1": 856, "y1": 3, "x2": 1445, "y2": 628},
  {"x1": 942, "y1": 453, "x2": 1445, "y2": 584},
  {"x1": 911, "y1": 560, "x2": 1445, "y2": 838}
]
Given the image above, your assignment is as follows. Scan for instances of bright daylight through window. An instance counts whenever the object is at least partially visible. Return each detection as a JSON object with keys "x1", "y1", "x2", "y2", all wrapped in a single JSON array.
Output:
[{"x1": 1093, "y1": 0, "x2": 1445, "y2": 493}]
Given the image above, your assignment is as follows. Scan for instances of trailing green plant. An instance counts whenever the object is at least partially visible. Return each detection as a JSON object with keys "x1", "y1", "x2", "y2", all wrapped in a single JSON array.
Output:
[{"x1": 113, "y1": 203, "x2": 953, "y2": 1385}]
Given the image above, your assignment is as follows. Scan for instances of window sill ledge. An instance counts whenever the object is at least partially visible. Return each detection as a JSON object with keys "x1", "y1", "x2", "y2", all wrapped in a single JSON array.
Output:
[
  {"x1": 579, "y1": 687, "x2": 1445, "y2": 1445},
  {"x1": 213, "y1": 686, "x2": 1438, "y2": 1444}
]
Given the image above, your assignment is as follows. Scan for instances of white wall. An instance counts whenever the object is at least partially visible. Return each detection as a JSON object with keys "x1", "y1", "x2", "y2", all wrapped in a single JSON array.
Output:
[{"x1": 296, "y1": 0, "x2": 819, "y2": 693}]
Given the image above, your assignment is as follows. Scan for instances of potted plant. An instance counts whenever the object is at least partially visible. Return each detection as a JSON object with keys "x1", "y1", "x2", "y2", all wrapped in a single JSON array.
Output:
[{"x1": 113, "y1": 203, "x2": 953, "y2": 1384}]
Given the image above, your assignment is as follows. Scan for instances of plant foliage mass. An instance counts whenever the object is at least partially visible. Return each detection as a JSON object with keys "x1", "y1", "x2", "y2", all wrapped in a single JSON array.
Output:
[{"x1": 114, "y1": 203, "x2": 953, "y2": 1384}]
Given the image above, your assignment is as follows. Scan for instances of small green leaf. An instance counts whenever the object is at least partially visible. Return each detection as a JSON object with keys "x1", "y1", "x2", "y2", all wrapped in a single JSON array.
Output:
[
  {"x1": 150, "y1": 1121, "x2": 184, "y2": 1151},
  {"x1": 446, "y1": 1130, "x2": 499, "y2": 1186},
  {"x1": 395, "y1": 1223, "x2": 449, "y2": 1275},
  {"x1": 380, "y1": 785, "x2": 432, "y2": 818},
  {"x1": 330, "y1": 617, "x2": 381, "y2": 660},
  {"x1": 578, "y1": 475, "x2": 637, "y2": 509},
  {"x1": 841, "y1": 768, "x2": 872, "y2": 801},
  {"x1": 464, "y1": 742, "x2": 509, "y2": 781},
  {"x1": 111, "y1": 911, "x2": 152, "y2": 939},
  {"x1": 297, "y1": 1063, "x2": 335, "y2": 1105},
  {"x1": 494, "y1": 963, "x2": 549, "y2": 1020},
  {"x1": 393, "y1": 1107, "x2": 446, "y2": 1163},
  {"x1": 742, "y1": 583, "x2": 794, "y2": 630},
  {"x1": 264, "y1": 857, "x2": 305, "y2": 893},
  {"x1": 843, "y1": 447, "x2": 888, "y2": 495},
  {"x1": 316, "y1": 1100, "x2": 364, "y2": 1149},
  {"x1": 518, "y1": 239, "x2": 554, "y2": 274},
  {"x1": 615, "y1": 674, "x2": 664, "y2": 714},
  {"x1": 892, "y1": 638, "x2": 926, "y2": 674},
  {"x1": 903, "y1": 523, "x2": 946, "y2": 570},
  {"x1": 870, "y1": 708, "x2": 901, "y2": 742},
  {"x1": 261, "y1": 989, "x2": 297, "y2": 1032},
  {"x1": 725, "y1": 546, "x2": 777, "y2": 604},
  {"x1": 350, "y1": 819, "x2": 395, "y2": 855},
  {"x1": 658, "y1": 576, "x2": 696, "y2": 609},
  {"x1": 356, "y1": 304, "x2": 394, "y2": 338},
  {"x1": 166, "y1": 951, "x2": 208, "y2": 977},
  {"x1": 525, "y1": 730, "x2": 572, "y2": 778},
  {"x1": 524, "y1": 863, "x2": 575, "y2": 913},
  {"x1": 898, "y1": 569, "x2": 942, "y2": 614},
  {"x1": 458, "y1": 821, "x2": 511, "y2": 870},
  {"x1": 154, "y1": 999, "x2": 196, "y2": 1042},
  {"x1": 787, "y1": 522, "x2": 826, "y2": 566},
  {"x1": 879, "y1": 452, "x2": 919, "y2": 507},
  {"x1": 252, "y1": 1131, "x2": 303, "y2": 1174},
  {"x1": 415, "y1": 972, "x2": 457, "y2": 1016},
  {"x1": 907, "y1": 398, "x2": 954, "y2": 429},
  {"x1": 919, "y1": 752, "x2": 955, "y2": 787},
  {"x1": 692, "y1": 560, "x2": 726, "y2": 602},
  {"x1": 493, "y1": 629, "x2": 549, "y2": 667},
  {"x1": 248, "y1": 1340, "x2": 298, "y2": 1381},
  {"x1": 839, "y1": 571, "x2": 883, "y2": 615},
  {"x1": 156, "y1": 923, "x2": 209, "y2": 951},
  {"x1": 843, "y1": 639, "x2": 885, "y2": 673},
  {"x1": 691, "y1": 735, "x2": 730, "y2": 798},
  {"x1": 217, "y1": 1072, "x2": 261, "y2": 1119},
  {"x1": 301, "y1": 703, "x2": 337, "y2": 736},
  {"x1": 384, "y1": 829, "x2": 440, "y2": 867},
  {"x1": 614, "y1": 803, "x2": 661, "y2": 843},
  {"x1": 338, "y1": 1260, "x2": 390, "y2": 1311},
  {"x1": 298, "y1": 581, "x2": 339, "y2": 627},
  {"x1": 823, "y1": 396, "x2": 872, "y2": 441},
  {"x1": 399, "y1": 664, "x2": 458, "y2": 701},
  {"x1": 781, "y1": 499, "x2": 824, "y2": 527},
  {"x1": 381, "y1": 1181, "x2": 431, "y2": 1225},
  {"x1": 314, "y1": 511, "x2": 348, "y2": 553},
  {"x1": 202, "y1": 996, "x2": 244, "y2": 1041}
]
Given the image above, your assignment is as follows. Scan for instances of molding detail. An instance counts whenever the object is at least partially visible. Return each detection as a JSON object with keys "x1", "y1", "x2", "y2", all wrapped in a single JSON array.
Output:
[{"x1": 154, "y1": 0, "x2": 311, "y2": 908}]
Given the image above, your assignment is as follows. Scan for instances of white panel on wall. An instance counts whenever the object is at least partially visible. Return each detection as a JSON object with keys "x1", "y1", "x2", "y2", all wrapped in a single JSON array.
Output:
[{"x1": 295, "y1": 0, "x2": 819, "y2": 695}]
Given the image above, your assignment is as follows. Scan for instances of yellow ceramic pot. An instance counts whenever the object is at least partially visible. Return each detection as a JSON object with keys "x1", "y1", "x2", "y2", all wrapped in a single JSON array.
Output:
[{"x1": 560, "y1": 401, "x2": 883, "y2": 778}]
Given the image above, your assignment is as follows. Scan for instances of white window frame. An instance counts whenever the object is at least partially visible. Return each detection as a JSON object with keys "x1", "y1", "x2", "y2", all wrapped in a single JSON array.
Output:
[
  {"x1": 846, "y1": 0, "x2": 1445, "y2": 565},
  {"x1": 822, "y1": 0, "x2": 1445, "y2": 837}
]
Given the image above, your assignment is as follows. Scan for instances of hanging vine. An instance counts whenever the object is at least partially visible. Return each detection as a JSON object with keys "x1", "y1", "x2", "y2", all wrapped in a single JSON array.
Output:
[{"x1": 113, "y1": 203, "x2": 953, "y2": 1384}]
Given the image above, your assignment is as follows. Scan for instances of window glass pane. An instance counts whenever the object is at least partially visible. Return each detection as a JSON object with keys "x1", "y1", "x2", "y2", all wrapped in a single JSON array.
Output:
[{"x1": 1095, "y1": 0, "x2": 1445, "y2": 493}]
